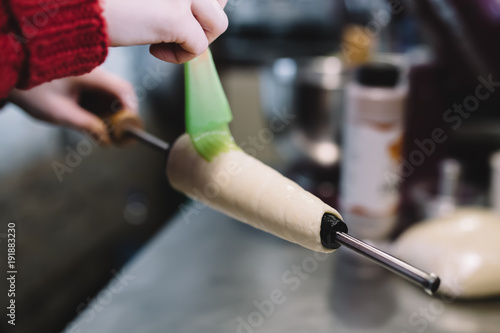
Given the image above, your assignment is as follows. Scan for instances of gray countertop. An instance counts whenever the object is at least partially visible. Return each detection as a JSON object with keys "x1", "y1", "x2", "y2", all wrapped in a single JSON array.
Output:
[{"x1": 67, "y1": 203, "x2": 500, "y2": 333}]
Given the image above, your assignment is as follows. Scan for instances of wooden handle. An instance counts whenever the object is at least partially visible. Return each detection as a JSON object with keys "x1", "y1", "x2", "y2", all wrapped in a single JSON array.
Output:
[
  {"x1": 77, "y1": 89, "x2": 144, "y2": 145},
  {"x1": 107, "y1": 109, "x2": 144, "y2": 145}
]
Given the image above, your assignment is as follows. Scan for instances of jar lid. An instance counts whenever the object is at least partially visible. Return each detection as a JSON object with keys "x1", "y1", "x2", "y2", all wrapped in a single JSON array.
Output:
[{"x1": 355, "y1": 63, "x2": 400, "y2": 87}]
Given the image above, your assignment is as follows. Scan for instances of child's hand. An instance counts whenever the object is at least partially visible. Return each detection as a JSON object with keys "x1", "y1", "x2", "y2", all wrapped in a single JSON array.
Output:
[
  {"x1": 103, "y1": 0, "x2": 229, "y2": 63},
  {"x1": 9, "y1": 68, "x2": 138, "y2": 146}
]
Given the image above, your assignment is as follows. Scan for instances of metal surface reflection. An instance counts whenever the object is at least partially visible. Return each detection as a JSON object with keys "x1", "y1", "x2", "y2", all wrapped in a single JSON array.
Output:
[
  {"x1": 330, "y1": 248, "x2": 397, "y2": 329},
  {"x1": 67, "y1": 206, "x2": 500, "y2": 333}
]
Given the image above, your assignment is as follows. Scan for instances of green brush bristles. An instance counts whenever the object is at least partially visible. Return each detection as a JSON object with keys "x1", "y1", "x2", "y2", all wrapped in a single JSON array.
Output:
[
  {"x1": 185, "y1": 49, "x2": 238, "y2": 161},
  {"x1": 189, "y1": 124, "x2": 239, "y2": 161}
]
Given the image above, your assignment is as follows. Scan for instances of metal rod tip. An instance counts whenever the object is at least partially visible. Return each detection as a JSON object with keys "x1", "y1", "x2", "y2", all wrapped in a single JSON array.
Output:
[{"x1": 424, "y1": 273, "x2": 441, "y2": 296}]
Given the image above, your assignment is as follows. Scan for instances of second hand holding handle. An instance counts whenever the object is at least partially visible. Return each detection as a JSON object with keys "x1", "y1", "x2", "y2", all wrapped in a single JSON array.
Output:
[{"x1": 78, "y1": 88, "x2": 169, "y2": 152}]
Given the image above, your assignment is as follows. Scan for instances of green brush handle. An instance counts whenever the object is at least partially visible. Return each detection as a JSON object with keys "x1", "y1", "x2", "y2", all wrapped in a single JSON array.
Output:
[
  {"x1": 185, "y1": 49, "x2": 232, "y2": 134},
  {"x1": 184, "y1": 48, "x2": 238, "y2": 161}
]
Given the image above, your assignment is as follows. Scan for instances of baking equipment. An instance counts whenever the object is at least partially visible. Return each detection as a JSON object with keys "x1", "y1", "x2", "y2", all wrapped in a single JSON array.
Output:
[
  {"x1": 122, "y1": 120, "x2": 440, "y2": 293},
  {"x1": 78, "y1": 89, "x2": 170, "y2": 152},
  {"x1": 321, "y1": 213, "x2": 439, "y2": 294},
  {"x1": 184, "y1": 49, "x2": 236, "y2": 160},
  {"x1": 78, "y1": 59, "x2": 439, "y2": 295},
  {"x1": 117, "y1": 128, "x2": 440, "y2": 294},
  {"x1": 103, "y1": 108, "x2": 170, "y2": 152},
  {"x1": 334, "y1": 231, "x2": 439, "y2": 294},
  {"x1": 99, "y1": 115, "x2": 440, "y2": 294},
  {"x1": 123, "y1": 126, "x2": 169, "y2": 152},
  {"x1": 181, "y1": 52, "x2": 439, "y2": 293}
]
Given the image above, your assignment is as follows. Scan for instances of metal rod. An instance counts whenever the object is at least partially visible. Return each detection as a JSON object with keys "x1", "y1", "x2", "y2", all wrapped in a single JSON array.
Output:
[
  {"x1": 125, "y1": 127, "x2": 170, "y2": 152},
  {"x1": 335, "y1": 232, "x2": 440, "y2": 295}
]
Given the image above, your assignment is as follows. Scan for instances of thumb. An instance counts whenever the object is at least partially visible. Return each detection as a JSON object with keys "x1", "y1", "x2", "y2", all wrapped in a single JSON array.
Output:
[{"x1": 217, "y1": 0, "x2": 228, "y2": 8}]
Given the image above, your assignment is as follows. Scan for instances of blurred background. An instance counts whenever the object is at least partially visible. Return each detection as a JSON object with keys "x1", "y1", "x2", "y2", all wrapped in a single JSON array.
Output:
[{"x1": 2, "y1": 0, "x2": 500, "y2": 332}]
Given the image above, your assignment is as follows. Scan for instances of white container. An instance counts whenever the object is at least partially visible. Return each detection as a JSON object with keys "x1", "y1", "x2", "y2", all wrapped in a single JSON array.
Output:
[{"x1": 340, "y1": 63, "x2": 407, "y2": 240}]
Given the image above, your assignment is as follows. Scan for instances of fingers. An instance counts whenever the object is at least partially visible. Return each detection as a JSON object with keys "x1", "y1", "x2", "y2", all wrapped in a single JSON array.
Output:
[
  {"x1": 150, "y1": 43, "x2": 195, "y2": 64},
  {"x1": 47, "y1": 95, "x2": 112, "y2": 146},
  {"x1": 10, "y1": 80, "x2": 113, "y2": 145},
  {"x1": 150, "y1": 14, "x2": 208, "y2": 63},
  {"x1": 151, "y1": 0, "x2": 228, "y2": 64},
  {"x1": 76, "y1": 68, "x2": 138, "y2": 114},
  {"x1": 192, "y1": 0, "x2": 229, "y2": 44},
  {"x1": 14, "y1": 88, "x2": 112, "y2": 146}
]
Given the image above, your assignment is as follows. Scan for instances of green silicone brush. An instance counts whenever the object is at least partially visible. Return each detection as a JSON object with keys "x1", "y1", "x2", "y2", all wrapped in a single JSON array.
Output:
[{"x1": 184, "y1": 49, "x2": 239, "y2": 161}]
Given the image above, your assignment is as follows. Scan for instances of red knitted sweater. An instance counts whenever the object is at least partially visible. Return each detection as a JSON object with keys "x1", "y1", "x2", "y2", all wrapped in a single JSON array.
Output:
[{"x1": 0, "y1": 0, "x2": 108, "y2": 100}]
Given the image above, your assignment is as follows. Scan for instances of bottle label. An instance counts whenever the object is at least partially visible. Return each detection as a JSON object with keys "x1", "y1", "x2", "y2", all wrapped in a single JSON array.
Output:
[{"x1": 341, "y1": 121, "x2": 402, "y2": 217}]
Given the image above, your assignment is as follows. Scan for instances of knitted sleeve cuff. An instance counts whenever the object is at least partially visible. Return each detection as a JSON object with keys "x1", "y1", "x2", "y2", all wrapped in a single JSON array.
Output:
[
  {"x1": 8, "y1": 0, "x2": 108, "y2": 89},
  {"x1": 0, "y1": 0, "x2": 24, "y2": 99},
  {"x1": 0, "y1": 33, "x2": 24, "y2": 99}
]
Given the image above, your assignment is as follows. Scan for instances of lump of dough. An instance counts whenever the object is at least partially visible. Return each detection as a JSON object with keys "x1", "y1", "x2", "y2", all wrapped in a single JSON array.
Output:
[
  {"x1": 395, "y1": 208, "x2": 500, "y2": 298},
  {"x1": 167, "y1": 134, "x2": 342, "y2": 253}
]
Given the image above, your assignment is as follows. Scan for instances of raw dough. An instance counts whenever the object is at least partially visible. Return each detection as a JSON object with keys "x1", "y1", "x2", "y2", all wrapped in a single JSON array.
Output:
[
  {"x1": 167, "y1": 134, "x2": 342, "y2": 252},
  {"x1": 395, "y1": 208, "x2": 500, "y2": 298}
]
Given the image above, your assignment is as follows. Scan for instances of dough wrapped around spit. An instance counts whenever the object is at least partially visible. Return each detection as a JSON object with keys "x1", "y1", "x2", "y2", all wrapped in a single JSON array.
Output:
[{"x1": 167, "y1": 134, "x2": 343, "y2": 253}]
